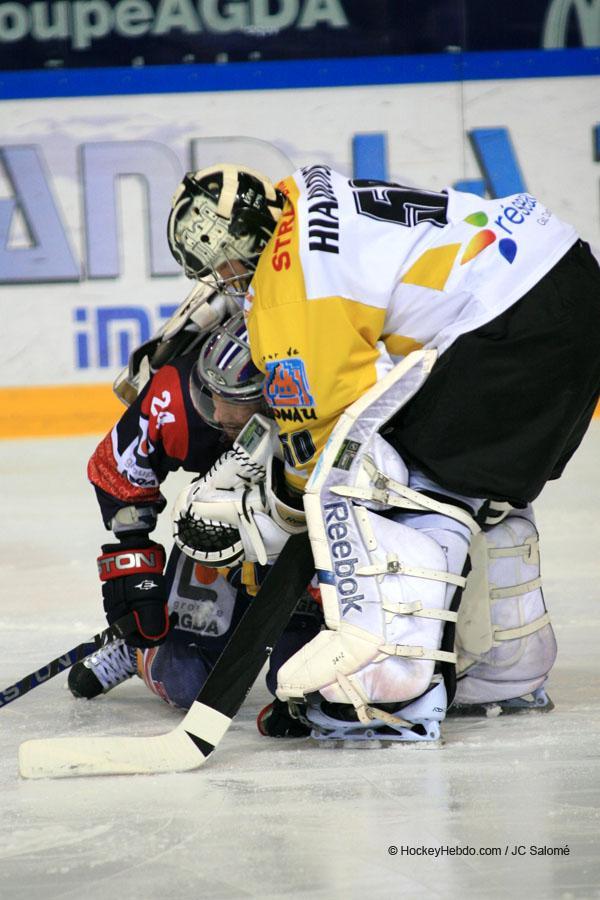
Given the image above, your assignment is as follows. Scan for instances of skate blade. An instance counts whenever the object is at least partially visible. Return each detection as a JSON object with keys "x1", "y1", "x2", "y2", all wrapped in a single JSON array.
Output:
[
  {"x1": 310, "y1": 737, "x2": 443, "y2": 750},
  {"x1": 385, "y1": 737, "x2": 443, "y2": 750},
  {"x1": 448, "y1": 696, "x2": 555, "y2": 718}
]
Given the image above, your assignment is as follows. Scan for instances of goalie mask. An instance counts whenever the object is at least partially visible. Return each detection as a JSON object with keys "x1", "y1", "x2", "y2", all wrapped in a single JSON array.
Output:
[
  {"x1": 190, "y1": 311, "x2": 266, "y2": 433},
  {"x1": 167, "y1": 164, "x2": 285, "y2": 298}
]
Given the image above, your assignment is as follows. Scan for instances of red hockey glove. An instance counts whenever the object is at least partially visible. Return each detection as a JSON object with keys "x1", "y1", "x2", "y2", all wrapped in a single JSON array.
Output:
[{"x1": 97, "y1": 538, "x2": 170, "y2": 649}]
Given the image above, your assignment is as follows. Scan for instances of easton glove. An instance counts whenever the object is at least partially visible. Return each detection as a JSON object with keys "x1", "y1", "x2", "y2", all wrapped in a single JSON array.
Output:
[{"x1": 97, "y1": 537, "x2": 170, "y2": 649}]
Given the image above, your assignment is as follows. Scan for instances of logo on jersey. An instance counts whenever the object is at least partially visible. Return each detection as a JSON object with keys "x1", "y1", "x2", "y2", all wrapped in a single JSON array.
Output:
[
  {"x1": 136, "y1": 417, "x2": 155, "y2": 459},
  {"x1": 264, "y1": 358, "x2": 315, "y2": 408},
  {"x1": 273, "y1": 407, "x2": 317, "y2": 423},
  {"x1": 460, "y1": 195, "x2": 541, "y2": 266},
  {"x1": 172, "y1": 597, "x2": 231, "y2": 636},
  {"x1": 462, "y1": 212, "x2": 517, "y2": 265}
]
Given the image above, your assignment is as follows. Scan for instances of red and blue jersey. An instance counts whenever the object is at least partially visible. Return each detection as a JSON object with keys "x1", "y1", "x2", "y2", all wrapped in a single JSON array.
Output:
[{"x1": 88, "y1": 352, "x2": 227, "y2": 528}]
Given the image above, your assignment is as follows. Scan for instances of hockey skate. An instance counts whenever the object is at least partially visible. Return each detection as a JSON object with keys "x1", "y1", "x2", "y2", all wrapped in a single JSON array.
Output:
[
  {"x1": 293, "y1": 679, "x2": 448, "y2": 748},
  {"x1": 68, "y1": 639, "x2": 138, "y2": 699},
  {"x1": 448, "y1": 685, "x2": 554, "y2": 718},
  {"x1": 256, "y1": 698, "x2": 311, "y2": 738}
]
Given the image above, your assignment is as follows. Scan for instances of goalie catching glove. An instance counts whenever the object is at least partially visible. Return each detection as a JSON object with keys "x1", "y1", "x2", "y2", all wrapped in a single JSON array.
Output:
[
  {"x1": 172, "y1": 414, "x2": 306, "y2": 566},
  {"x1": 97, "y1": 536, "x2": 171, "y2": 648}
]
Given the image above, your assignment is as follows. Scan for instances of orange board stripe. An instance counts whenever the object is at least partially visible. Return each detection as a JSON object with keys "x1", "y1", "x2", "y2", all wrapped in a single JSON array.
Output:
[
  {"x1": 0, "y1": 384, "x2": 124, "y2": 439},
  {"x1": 0, "y1": 383, "x2": 598, "y2": 439}
]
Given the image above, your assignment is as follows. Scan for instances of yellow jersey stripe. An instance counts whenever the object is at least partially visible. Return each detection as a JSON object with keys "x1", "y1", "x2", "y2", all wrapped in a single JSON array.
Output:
[{"x1": 383, "y1": 334, "x2": 424, "y2": 357}]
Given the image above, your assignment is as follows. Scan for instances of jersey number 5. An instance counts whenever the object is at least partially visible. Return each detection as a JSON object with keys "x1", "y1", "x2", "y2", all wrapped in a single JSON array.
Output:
[{"x1": 350, "y1": 180, "x2": 448, "y2": 229}]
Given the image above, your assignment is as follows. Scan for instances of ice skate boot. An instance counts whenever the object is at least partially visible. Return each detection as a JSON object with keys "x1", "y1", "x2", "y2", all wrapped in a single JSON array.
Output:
[
  {"x1": 256, "y1": 698, "x2": 311, "y2": 738},
  {"x1": 295, "y1": 679, "x2": 448, "y2": 747},
  {"x1": 448, "y1": 684, "x2": 554, "y2": 718},
  {"x1": 68, "y1": 639, "x2": 139, "y2": 699}
]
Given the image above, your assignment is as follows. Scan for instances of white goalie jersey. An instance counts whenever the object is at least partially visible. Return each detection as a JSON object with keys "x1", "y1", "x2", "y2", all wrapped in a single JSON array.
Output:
[{"x1": 247, "y1": 165, "x2": 578, "y2": 491}]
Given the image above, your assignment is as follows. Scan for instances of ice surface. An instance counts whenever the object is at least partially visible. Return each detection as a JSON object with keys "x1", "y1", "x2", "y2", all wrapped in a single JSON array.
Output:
[{"x1": 0, "y1": 426, "x2": 599, "y2": 900}]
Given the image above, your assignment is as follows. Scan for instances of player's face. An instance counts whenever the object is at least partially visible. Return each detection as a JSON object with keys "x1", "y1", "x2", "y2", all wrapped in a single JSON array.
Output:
[
  {"x1": 216, "y1": 258, "x2": 252, "y2": 296},
  {"x1": 211, "y1": 394, "x2": 264, "y2": 441}
]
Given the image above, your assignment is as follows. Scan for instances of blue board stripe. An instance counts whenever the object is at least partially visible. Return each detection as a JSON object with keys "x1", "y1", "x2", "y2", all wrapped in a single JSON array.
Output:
[
  {"x1": 1, "y1": 48, "x2": 598, "y2": 101},
  {"x1": 468, "y1": 128, "x2": 527, "y2": 197},
  {"x1": 352, "y1": 134, "x2": 388, "y2": 181}
]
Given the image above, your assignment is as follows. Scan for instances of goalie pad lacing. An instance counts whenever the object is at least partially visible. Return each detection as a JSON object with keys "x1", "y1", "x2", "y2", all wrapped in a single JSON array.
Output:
[
  {"x1": 333, "y1": 455, "x2": 480, "y2": 535},
  {"x1": 488, "y1": 538, "x2": 547, "y2": 643},
  {"x1": 356, "y1": 555, "x2": 466, "y2": 588},
  {"x1": 492, "y1": 612, "x2": 551, "y2": 643},
  {"x1": 320, "y1": 452, "x2": 474, "y2": 678}
]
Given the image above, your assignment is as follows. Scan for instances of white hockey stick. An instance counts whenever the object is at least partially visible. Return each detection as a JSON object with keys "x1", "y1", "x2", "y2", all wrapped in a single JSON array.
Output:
[{"x1": 19, "y1": 532, "x2": 313, "y2": 779}]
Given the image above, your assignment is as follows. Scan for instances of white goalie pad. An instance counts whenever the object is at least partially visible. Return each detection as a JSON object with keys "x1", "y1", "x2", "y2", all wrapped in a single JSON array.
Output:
[
  {"x1": 172, "y1": 414, "x2": 306, "y2": 566},
  {"x1": 277, "y1": 350, "x2": 477, "y2": 711},
  {"x1": 277, "y1": 507, "x2": 464, "y2": 706},
  {"x1": 455, "y1": 507, "x2": 557, "y2": 704}
]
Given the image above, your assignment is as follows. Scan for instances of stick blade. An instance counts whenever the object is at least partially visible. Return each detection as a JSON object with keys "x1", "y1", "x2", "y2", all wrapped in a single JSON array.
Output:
[
  {"x1": 18, "y1": 533, "x2": 312, "y2": 779},
  {"x1": 19, "y1": 702, "x2": 229, "y2": 779}
]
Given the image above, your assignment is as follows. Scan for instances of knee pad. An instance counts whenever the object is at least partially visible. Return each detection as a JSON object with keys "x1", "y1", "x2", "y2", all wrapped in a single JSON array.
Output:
[{"x1": 455, "y1": 508, "x2": 557, "y2": 704}]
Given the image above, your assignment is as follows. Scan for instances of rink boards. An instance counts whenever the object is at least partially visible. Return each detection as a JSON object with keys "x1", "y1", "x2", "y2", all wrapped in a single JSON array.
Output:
[{"x1": 0, "y1": 52, "x2": 599, "y2": 436}]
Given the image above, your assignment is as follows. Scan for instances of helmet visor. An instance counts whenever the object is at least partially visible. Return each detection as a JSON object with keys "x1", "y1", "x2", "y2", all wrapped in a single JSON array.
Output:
[{"x1": 190, "y1": 313, "x2": 266, "y2": 437}]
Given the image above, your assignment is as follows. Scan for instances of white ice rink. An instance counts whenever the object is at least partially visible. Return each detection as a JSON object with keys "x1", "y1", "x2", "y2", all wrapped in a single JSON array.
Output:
[{"x1": 1, "y1": 423, "x2": 599, "y2": 900}]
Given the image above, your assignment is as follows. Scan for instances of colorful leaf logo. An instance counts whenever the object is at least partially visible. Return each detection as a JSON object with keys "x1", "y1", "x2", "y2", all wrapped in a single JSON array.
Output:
[
  {"x1": 499, "y1": 238, "x2": 517, "y2": 264},
  {"x1": 461, "y1": 229, "x2": 496, "y2": 265},
  {"x1": 464, "y1": 212, "x2": 489, "y2": 227},
  {"x1": 462, "y1": 211, "x2": 518, "y2": 264}
]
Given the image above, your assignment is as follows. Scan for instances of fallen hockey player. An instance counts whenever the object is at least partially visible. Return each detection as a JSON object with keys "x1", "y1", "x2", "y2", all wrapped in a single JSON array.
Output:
[{"x1": 69, "y1": 308, "x2": 319, "y2": 738}]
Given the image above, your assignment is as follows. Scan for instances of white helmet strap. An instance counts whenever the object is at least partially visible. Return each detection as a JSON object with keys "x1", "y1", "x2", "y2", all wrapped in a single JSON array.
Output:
[
  {"x1": 190, "y1": 163, "x2": 282, "y2": 223},
  {"x1": 216, "y1": 166, "x2": 238, "y2": 219}
]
